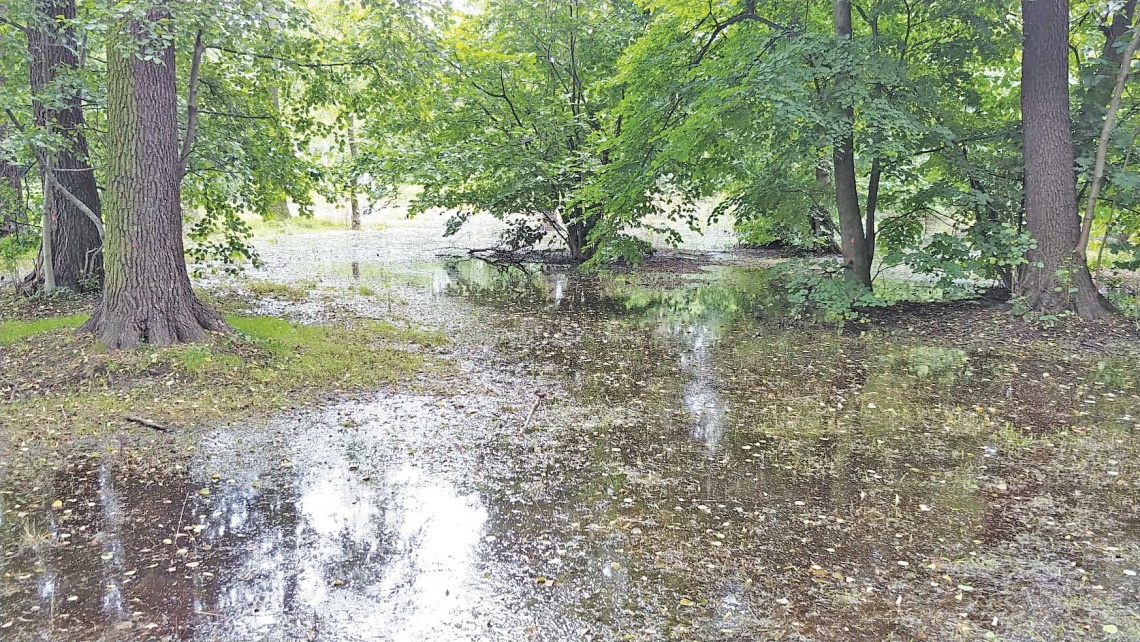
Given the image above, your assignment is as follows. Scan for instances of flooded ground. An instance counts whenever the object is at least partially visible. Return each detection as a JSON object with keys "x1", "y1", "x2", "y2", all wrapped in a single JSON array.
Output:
[{"x1": 2, "y1": 213, "x2": 1139, "y2": 641}]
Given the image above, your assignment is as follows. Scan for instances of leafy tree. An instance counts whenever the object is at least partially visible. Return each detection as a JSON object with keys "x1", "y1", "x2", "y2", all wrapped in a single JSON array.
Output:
[
  {"x1": 598, "y1": 0, "x2": 1022, "y2": 288},
  {"x1": 4, "y1": 0, "x2": 104, "y2": 294},
  {"x1": 80, "y1": 0, "x2": 227, "y2": 347},
  {"x1": 177, "y1": 0, "x2": 332, "y2": 272},
  {"x1": 388, "y1": 0, "x2": 646, "y2": 261}
]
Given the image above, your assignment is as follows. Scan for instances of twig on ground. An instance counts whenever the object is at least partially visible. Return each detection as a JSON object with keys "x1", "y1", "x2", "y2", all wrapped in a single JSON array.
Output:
[
  {"x1": 522, "y1": 393, "x2": 544, "y2": 431},
  {"x1": 126, "y1": 415, "x2": 171, "y2": 433}
]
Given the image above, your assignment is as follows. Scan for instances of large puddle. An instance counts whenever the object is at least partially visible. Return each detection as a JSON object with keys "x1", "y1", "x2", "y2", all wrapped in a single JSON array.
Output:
[{"x1": 2, "y1": 214, "x2": 1139, "y2": 641}]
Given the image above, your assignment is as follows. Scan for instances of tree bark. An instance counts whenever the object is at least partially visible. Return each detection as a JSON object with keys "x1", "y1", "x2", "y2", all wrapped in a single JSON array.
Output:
[
  {"x1": 0, "y1": 89, "x2": 23, "y2": 237},
  {"x1": 80, "y1": 1, "x2": 227, "y2": 349},
  {"x1": 565, "y1": 206, "x2": 599, "y2": 262},
  {"x1": 833, "y1": 0, "x2": 872, "y2": 287},
  {"x1": 1018, "y1": 0, "x2": 1109, "y2": 319},
  {"x1": 21, "y1": 0, "x2": 103, "y2": 293},
  {"x1": 348, "y1": 114, "x2": 361, "y2": 231}
]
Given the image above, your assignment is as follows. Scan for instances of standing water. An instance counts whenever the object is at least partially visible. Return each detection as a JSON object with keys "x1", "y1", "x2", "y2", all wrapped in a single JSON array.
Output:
[{"x1": 1, "y1": 213, "x2": 1138, "y2": 641}]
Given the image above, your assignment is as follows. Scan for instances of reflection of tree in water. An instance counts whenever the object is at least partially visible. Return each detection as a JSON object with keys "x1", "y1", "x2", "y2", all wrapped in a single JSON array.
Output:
[
  {"x1": 194, "y1": 431, "x2": 400, "y2": 639},
  {"x1": 189, "y1": 408, "x2": 513, "y2": 641},
  {"x1": 440, "y1": 257, "x2": 618, "y2": 313},
  {"x1": 0, "y1": 452, "x2": 275, "y2": 640}
]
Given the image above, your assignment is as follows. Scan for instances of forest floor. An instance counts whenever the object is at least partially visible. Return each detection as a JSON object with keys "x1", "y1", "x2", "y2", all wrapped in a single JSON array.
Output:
[{"x1": 1, "y1": 214, "x2": 1139, "y2": 642}]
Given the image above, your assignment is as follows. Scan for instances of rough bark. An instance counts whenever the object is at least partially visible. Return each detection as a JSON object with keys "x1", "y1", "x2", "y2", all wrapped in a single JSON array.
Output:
[
  {"x1": 80, "y1": 2, "x2": 227, "y2": 349},
  {"x1": 833, "y1": 0, "x2": 873, "y2": 287},
  {"x1": 0, "y1": 105, "x2": 23, "y2": 237},
  {"x1": 22, "y1": 0, "x2": 103, "y2": 293},
  {"x1": 1017, "y1": 0, "x2": 1110, "y2": 319}
]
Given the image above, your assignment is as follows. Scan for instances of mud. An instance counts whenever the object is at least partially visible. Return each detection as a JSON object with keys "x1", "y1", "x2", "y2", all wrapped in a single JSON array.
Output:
[{"x1": 2, "y1": 213, "x2": 1138, "y2": 641}]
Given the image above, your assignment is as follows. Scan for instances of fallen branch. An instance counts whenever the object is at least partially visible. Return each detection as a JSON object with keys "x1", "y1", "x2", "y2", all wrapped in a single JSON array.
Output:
[
  {"x1": 126, "y1": 416, "x2": 171, "y2": 433},
  {"x1": 522, "y1": 394, "x2": 544, "y2": 431}
]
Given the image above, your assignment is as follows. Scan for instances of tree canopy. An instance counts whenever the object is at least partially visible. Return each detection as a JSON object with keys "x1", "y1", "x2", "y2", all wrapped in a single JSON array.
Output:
[{"x1": 3, "y1": 0, "x2": 1140, "y2": 341}]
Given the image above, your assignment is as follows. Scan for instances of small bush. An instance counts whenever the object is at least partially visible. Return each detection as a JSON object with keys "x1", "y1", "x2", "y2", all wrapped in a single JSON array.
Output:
[{"x1": 767, "y1": 259, "x2": 886, "y2": 321}]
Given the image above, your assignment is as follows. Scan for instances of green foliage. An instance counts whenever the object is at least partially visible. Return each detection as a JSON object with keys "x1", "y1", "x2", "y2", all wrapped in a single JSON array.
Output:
[
  {"x1": 379, "y1": 0, "x2": 645, "y2": 257},
  {"x1": 883, "y1": 221, "x2": 1036, "y2": 291},
  {"x1": 0, "y1": 230, "x2": 38, "y2": 280},
  {"x1": 767, "y1": 259, "x2": 887, "y2": 321},
  {"x1": 5, "y1": 0, "x2": 1140, "y2": 302}
]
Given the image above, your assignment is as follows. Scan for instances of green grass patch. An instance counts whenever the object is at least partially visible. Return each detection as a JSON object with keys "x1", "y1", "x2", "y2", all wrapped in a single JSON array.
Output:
[
  {"x1": 246, "y1": 279, "x2": 317, "y2": 302},
  {"x1": 241, "y1": 213, "x2": 385, "y2": 237},
  {"x1": 0, "y1": 313, "x2": 88, "y2": 344},
  {"x1": 1, "y1": 312, "x2": 449, "y2": 438}
]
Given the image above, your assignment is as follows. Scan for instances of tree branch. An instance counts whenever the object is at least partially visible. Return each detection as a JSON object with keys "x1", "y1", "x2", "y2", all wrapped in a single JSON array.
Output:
[
  {"x1": 1079, "y1": 21, "x2": 1140, "y2": 257},
  {"x1": 40, "y1": 158, "x2": 103, "y2": 241},
  {"x1": 205, "y1": 45, "x2": 379, "y2": 71},
  {"x1": 179, "y1": 29, "x2": 204, "y2": 180},
  {"x1": 691, "y1": 1, "x2": 793, "y2": 67}
]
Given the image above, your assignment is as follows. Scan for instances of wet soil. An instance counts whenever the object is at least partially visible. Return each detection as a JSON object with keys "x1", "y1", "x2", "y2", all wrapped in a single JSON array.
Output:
[{"x1": 2, "y1": 213, "x2": 1139, "y2": 641}]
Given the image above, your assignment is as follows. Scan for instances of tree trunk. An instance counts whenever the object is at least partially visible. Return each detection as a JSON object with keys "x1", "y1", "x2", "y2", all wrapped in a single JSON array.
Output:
[
  {"x1": 0, "y1": 104, "x2": 23, "y2": 237},
  {"x1": 266, "y1": 84, "x2": 291, "y2": 220},
  {"x1": 833, "y1": 0, "x2": 872, "y2": 287},
  {"x1": 1075, "y1": 0, "x2": 1138, "y2": 161},
  {"x1": 21, "y1": 0, "x2": 103, "y2": 293},
  {"x1": 1018, "y1": 0, "x2": 1110, "y2": 319},
  {"x1": 80, "y1": 1, "x2": 227, "y2": 348},
  {"x1": 348, "y1": 114, "x2": 361, "y2": 231},
  {"x1": 565, "y1": 206, "x2": 599, "y2": 262}
]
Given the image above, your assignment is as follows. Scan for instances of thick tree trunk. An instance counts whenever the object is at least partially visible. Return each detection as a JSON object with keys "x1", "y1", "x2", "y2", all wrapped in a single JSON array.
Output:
[
  {"x1": 80, "y1": 2, "x2": 227, "y2": 349},
  {"x1": 833, "y1": 0, "x2": 872, "y2": 287},
  {"x1": 22, "y1": 0, "x2": 103, "y2": 293},
  {"x1": 1018, "y1": 0, "x2": 1109, "y2": 319}
]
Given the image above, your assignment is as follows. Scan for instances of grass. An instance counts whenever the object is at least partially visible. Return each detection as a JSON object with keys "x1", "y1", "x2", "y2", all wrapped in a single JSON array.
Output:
[
  {"x1": 246, "y1": 279, "x2": 317, "y2": 302},
  {"x1": 0, "y1": 310, "x2": 450, "y2": 439},
  {"x1": 244, "y1": 215, "x2": 349, "y2": 236},
  {"x1": 0, "y1": 313, "x2": 89, "y2": 344}
]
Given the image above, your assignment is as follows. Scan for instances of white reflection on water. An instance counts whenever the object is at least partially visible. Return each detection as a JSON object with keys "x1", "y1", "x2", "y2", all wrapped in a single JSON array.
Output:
[
  {"x1": 679, "y1": 323, "x2": 726, "y2": 449},
  {"x1": 198, "y1": 400, "x2": 497, "y2": 641}
]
